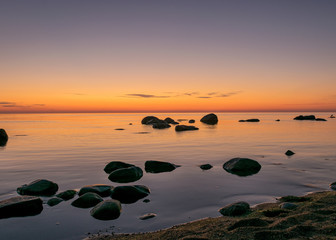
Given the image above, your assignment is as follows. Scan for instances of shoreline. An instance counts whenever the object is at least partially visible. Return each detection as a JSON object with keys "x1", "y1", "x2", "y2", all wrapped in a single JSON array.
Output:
[{"x1": 86, "y1": 190, "x2": 336, "y2": 240}]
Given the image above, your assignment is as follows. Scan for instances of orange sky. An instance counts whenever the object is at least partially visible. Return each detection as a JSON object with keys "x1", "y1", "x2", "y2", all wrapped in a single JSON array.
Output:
[{"x1": 1, "y1": 1, "x2": 336, "y2": 113}]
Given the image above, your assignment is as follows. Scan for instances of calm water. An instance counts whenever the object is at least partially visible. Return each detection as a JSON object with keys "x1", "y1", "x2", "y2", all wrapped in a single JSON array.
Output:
[{"x1": 0, "y1": 112, "x2": 335, "y2": 240}]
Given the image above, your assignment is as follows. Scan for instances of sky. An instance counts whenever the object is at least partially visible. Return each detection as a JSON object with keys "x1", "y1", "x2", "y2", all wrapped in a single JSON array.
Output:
[{"x1": 1, "y1": 0, "x2": 336, "y2": 113}]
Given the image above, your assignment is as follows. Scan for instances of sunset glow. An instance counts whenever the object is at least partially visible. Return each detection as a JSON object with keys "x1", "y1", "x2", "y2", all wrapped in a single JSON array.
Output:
[{"x1": 1, "y1": 1, "x2": 335, "y2": 113}]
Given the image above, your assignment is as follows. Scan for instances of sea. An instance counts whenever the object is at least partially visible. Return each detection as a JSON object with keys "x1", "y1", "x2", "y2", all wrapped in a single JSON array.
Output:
[{"x1": 0, "y1": 112, "x2": 335, "y2": 240}]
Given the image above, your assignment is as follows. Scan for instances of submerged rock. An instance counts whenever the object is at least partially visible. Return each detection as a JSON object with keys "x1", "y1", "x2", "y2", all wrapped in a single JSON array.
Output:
[
  {"x1": 219, "y1": 201, "x2": 250, "y2": 216},
  {"x1": 189, "y1": 119, "x2": 195, "y2": 123},
  {"x1": 47, "y1": 197, "x2": 63, "y2": 207},
  {"x1": 71, "y1": 192, "x2": 103, "y2": 208},
  {"x1": 115, "y1": 128, "x2": 125, "y2": 130},
  {"x1": 111, "y1": 185, "x2": 150, "y2": 204},
  {"x1": 0, "y1": 129, "x2": 8, "y2": 146},
  {"x1": 78, "y1": 185, "x2": 113, "y2": 197},
  {"x1": 0, "y1": 196, "x2": 43, "y2": 219},
  {"x1": 315, "y1": 118, "x2": 327, "y2": 121},
  {"x1": 108, "y1": 166, "x2": 143, "y2": 183},
  {"x1": 200, "y1": 113, "x2": 218, "y2": 125},
  {"x1": 223, "y1": 158, "x2": 261, "y2": 176},
  {"x1": 175, "y1": 125, "x2": 199, "y2": 132},
  {"x1": 139, "y1": 213, "x2": 157, "y2": 220},
  {"x1": 56, "y1": 190, "x2": 77, "y2": 200},
  {"x1": 145, "y1": 160, "x2": 179, "y2": 173},
  {"x1": 17, "y1": 179, "x2": 58, "y2": 196},
  {"x1": 275, "y1": 119, "x2": 280, "y2": 121},
  {"x1": 104, "y1": 161, "x2": 134, "y2": 174},
  {"x1": 293, "y1": 115, "x2": 316, "y2": 120},
  {"x1": 239, "y1": 119, "x2": 260, "y2": 122},
  {"x1": 200, "y1": 164, "x2": 213, "y2": 170},
  {"x1": 90, "y1": 200, "x2": 121, "y2": 220},
  {"x1": 285, "y1": 150, "x2": 295, "y2": 156}
]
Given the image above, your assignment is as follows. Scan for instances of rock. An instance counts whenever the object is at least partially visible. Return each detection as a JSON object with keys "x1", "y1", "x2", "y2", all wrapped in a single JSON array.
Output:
[
  {"x1": 111, "y1": 185, "x2": 150, "y2": 204},
  {"x1": 47, "y1": 197, "x2": 63, "y2": 206},
  {"x1": 152, "y1": 121, "x2": 171, "y2": 129},
  {"x1": 71, "y1": 192, "x2": 103, "y2": 208},
  {"x1": 104, "y1": 161, "x2": 134, "y2": 174},
  {"x1": 0, "y1": 196, "x2": 43, "y2": 219},
  {"x1": 223, "y1": 158, "x2": 261, "y2": 176},
  {"x1": 17, "y1": 179, "x2": 58, "y2": 196},
  {"x1": 219, "y1": 201, "x2": 250, "y2": 216},
  {"x1": 285, "y1": 150, "x2": 295, "y2": 156},
  {"x1": 78, "y1": 185, "x2": 113, "y2": 197},
  {"x1": 329, "y1": 182, "x2": 336, "y2": 190},
  {"x1": 239, "y1": 119, "x2": 260, "y2": 122},
  {"x1": 0, "y1": 129, "x2": 8, "y2": 146},
  {"x1": 108, "y1": 166, "x2": 143, "y2": 183},
  {"x1": 294, "y1": 115, "x2": 316, "y2": 120},
  {"x1": 177, "y1": 119, "x2": 188, "y2": 122},
  {"x1": 90, "y1": 200, "x2": 122, "y2": 220},
  {"x1": 56, "y1": 190, "x2": 77, "y2": 200},
  {"x1": 145, "y1": 160, "x2": 179, "y2": 173},
  {"x1": 200, "y1": 164, "x2": 213, "y2": 170},
  {"x1": 115, "y1": 128, "x2": 125, "y2": 130},
  {"x1": 189, "y1": 119, "x2": 195, "y2": 123},
  {"x1": 275, "y1": 119, "x2": 280, "y2": 121},
  {"x1": 139, "y1": 213, "x2": 156, "y2": 220},
  {"x1": 330, "y1": 114, "x2": 335, "y2": 118},
  {"x1": 175, "y1": 125, "x2": 199, "y2": 132},
  {"x1": 200, "y1": 113, "x2": 218, "y2": 125},
  {"x1": 280, "y1": 202, "x2": 298, "y2": 210},
  {"x1": 315, "y1": 118, "x2": 327, "y2": 121},
  {"x1": 141, "y1": 116, "x2": 160, "y2": 125},
  {"x1": 164, "y1": 117, "x2": 179, "y2": 124},
  {"x1": 143, "y1": 199, "x2": 150, "y2": 203}
]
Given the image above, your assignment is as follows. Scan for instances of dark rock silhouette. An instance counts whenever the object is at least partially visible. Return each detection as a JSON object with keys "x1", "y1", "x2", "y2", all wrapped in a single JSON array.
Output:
[
  {"x1": 330, "y1": 182, "x2": 336, "y2": 190},
  {"x1": 275, "y1": 119, "x2": 280, "y2": 121},
  {"x1": 164, "y1": 117, "x2": 179, "y2": 124},
  {"x1": 0, "y1": 196, "x2": 43, "y2": 219},
  {"x1": 111, "y1": 185, "x2": 150, "y2": 204},
  {"x1": 285, "y1": 150, "x2": 295, "y2": 156},
  {"x1": 0, "y1": 129, "x2": 8, "y2": 146},
  {"x1": 315, "y1": 118, "x2": 327, "y2": 121},
  {"x1": 223, "y1": 158, "x2": 261, "y2": 176},
  {"x1": 114, "y1": 128, "x2": 125, "y2": 130},
  {"x1": 200, "y1": 164, "x2": 213, "y2": 170},
  {"x1": 177, "y1": 119, "x2": 188, "y2": 122},
  {"x1": 141, "y1": 116, "x2": 160, "y2": 125},
  {"x1": 104, "y1": 161, "x2": 134, "y2": 174},
  {"x1": 90, "y1": 200, "x2": 121, "y2": 220},
  {"x1": 108, "y1": 166, "x2": 143, "y2": 183},
  {"x1": 200, "y1": 113, "x2": 218, "y2": 125},
  {"x1": 175, "y1": 125, "x2": 199, "y2": 132},
  {"x1": 47, "y1": 197, "x2": 63, "y2": 206},
  {"x1": 294, "y1": 115, "x2": 316, "y2": 120},
  {"x1": 330, "y1": 114, "x2": 335, "y2": 118},
  {"x1": 71, "y1": 192, "x2": 103, "y2": 208},
  {"x1": 139, "y1": 213, "x2": 157, "y2": 220},
  {"x1": 189, "y1": 119, "x2": 195, "y2": 123},
  {"x1": 239, "y1": 119, "x2": 260, "y2": 122},
  {"x1": 152, "y1": 120, "x2": 171, "y2": 129},
  {"x1": 56, "y1": 190, "x2": 77, "y2": 200},
  {"x1": 78, "y1": 185, "x2": 113, "y2": 197},
  {"x1": 219, "y1": 201, "x2": 250, "y2": 216},
  {"x1": 17, "y1": 179, "x2": 58, "y2": 196},
  {"x1": 145, "y1": 160, "x2": 179, "y2": 173}
]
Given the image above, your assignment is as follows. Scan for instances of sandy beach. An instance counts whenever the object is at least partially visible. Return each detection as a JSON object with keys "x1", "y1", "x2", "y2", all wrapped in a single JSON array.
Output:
[{"x1": 87, "y1": 190, "x2": 336, "y2": 240}]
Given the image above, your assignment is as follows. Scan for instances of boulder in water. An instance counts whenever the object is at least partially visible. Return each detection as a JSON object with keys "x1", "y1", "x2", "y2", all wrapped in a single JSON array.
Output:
[
  {"x1": 104, "y1": 161, "x2": 134, "y2": 174},
  {"x1": 71, "y1": 192, "x2": 103, "y2": 208},
  {"x1": 78, "y1": 185, "x2": 113, "y2": 197},
  {"x1": 56, "y1": 190, "x2": 77, "y2": 200},
  {"x1": 175, "y1": 125, "x2": 199, "y2": 132},
  {"x1": 223, "y1": 158, "x2": 261, "y2": 176},
  {"x1": 145, "y1": 160, "x2": 179, "y2": 173},
  {"x1": 219, "y1": 201, "x2": 250, "y2": 216},
  {"x1": 285, "y1": 150, "x2": 295, "y2": 156},
  {"x1": 200, "y1": 113, "x2": 218, "y2": 125},
  {"x1": 0, "y1": 129, "x2": 8, "y2": 146},
  {"x1": 141, "y1": 116, "x2": 160, "y2": 125},
  {"x1": 0, "y1": 196, "x2": 43, "y2": 219},
  {"x1": 17, "y1": 179, "x2": 58, "y2": 196},
  {"x1": 111, "y1": 185, "x2": 150, "y2": 204},
  {"x1": 108, "y1": 166, "x2": 143, "y2": 183},
  {"x1": 47, "y1": 197, "x2": 63, "y2": 207},
  {"x1": 239, "y1": 119, "x2": 260, "y2": 122},
  {"x1": 200, "y1": 164, "x2": 213, "y2": 170},
  {"x1": 90, "y1": 200, "x2": 122, "y2": 220},
  {"x1": 293, "y1": 115, "x2": 316, "y2": 120}
]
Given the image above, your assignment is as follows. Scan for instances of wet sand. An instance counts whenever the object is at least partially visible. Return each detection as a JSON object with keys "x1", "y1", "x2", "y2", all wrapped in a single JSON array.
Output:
[{"x1": 87, "y1": 191, "x2": 336, "y2": 240}]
